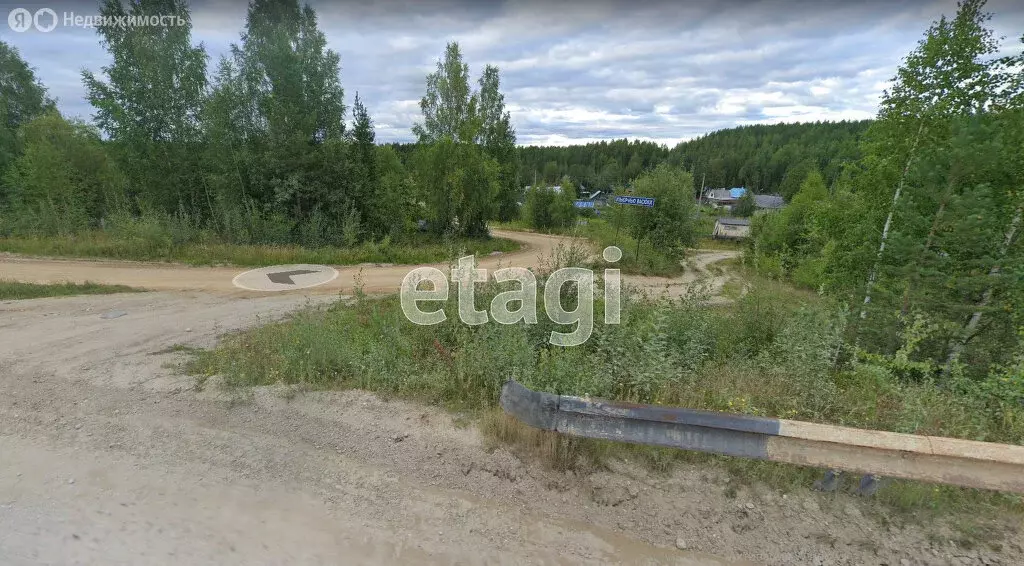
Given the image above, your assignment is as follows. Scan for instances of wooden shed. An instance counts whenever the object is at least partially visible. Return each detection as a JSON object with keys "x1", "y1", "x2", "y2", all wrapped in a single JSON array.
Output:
[{"x1": 712, "y1": 217, "x2": 751, "y2": 240}]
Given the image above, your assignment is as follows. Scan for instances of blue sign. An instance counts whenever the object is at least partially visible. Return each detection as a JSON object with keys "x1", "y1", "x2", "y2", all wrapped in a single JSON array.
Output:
[
  {"x1": 614, "y1": 196, "x2": 656, "y2": 208},
  {"x1": 573, "y1": 200, "x2": 595, "y2": 209}
]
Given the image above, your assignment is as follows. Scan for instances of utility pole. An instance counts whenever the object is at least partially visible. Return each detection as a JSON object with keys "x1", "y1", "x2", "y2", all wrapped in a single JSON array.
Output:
[{"x1": 697, "y1": 172, "x2": 706, "y2": 207}]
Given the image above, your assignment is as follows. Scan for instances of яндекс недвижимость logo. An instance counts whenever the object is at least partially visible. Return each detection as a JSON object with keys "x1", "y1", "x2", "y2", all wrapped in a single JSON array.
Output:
[{"x1": 8, "y1": 7, "x2": 186, "y2": 32}]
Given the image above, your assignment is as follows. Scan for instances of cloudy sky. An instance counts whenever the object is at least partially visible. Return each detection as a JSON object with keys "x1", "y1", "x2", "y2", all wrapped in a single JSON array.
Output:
[{"x1": 3, "y1": 0, "x2": 1023, "y2": 146}]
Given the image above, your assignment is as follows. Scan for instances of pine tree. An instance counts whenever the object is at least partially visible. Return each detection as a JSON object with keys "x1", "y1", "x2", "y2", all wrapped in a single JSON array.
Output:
[{"x1": 348, "y1": 94, "x2": 383, "y2": 238}]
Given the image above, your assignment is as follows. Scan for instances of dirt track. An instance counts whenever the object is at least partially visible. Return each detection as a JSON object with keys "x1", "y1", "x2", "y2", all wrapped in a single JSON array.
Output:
[
  {"x1": 0, "y1": 230, "x2": 578, "y2": 295},
  {"x1": 0, "y1": 230, "x2": 737, "y2": 300},
  {"x1": 2, "y1": 234, "x2": 1020, "y2": 565}
]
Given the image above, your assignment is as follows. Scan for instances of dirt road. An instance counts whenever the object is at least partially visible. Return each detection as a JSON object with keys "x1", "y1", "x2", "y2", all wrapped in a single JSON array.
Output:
[
  {"x1": 2, "y1": 236, "x2": 1019, "y2": 565},
  {"x1": 0, "y1": 230, "x2": 738, "y2": 300},
  {"x1": 0, "y1": 230, "x2": 580, "y2": 295},
  {"x1": 0, "y1": 291, "x2": 744, "y2": 565},
  {"x1": 627, "y1": 250, "x2": 740, "y2": 302}
]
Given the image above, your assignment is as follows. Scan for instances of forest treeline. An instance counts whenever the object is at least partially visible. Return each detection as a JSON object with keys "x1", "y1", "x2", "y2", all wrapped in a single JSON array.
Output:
[
  {"x1": 0, "y1": 0, "x2": 519, "y2": 249},
  {"x1": 497, "y1": 120, "x2": 870, "y2": 198},
  {"x1": 388, "y1": 119, "x2": 870, "y2": 199}
]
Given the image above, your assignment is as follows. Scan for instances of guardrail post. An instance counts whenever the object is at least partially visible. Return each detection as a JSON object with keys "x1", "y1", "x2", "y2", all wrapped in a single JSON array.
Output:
[
  {"x1": 855, "y1": 474, "x2": 881, "y2": 497},
  {"x1": 813, "y1": 469, "x2": 842, "y2": 493},
  {"x1": 499, "y1": 379, "x2": 558, "y2": 431}
]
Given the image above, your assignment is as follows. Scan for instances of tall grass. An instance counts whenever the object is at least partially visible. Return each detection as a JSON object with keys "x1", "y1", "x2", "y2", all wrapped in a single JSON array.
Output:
[{"x1": 0, "y1": 279, "x2": 142, "y2": 299}]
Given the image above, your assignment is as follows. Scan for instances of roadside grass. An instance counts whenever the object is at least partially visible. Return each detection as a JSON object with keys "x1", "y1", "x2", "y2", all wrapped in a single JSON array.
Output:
[
  {"x1": 0, "y1": 230, "x2": 520, "y2": 267},
  {"x1": 696, "y1": 237, "x2": 745, "y2": 251},
  {"x1": 0, "y1": 279, "x2": 142, "y2": 300},
  {"x1": 188, "y1": 260, "x2": 1024, "y2": 526}
]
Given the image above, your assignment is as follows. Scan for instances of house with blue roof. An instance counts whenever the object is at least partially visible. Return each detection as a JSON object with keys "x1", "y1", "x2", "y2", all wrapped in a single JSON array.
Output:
[
  {"x1": 703, "y1": 187, "x2": 785, "y2": 213},
  {"x1": 704, "y1": 187, "x2": 747, "y2": 208}
]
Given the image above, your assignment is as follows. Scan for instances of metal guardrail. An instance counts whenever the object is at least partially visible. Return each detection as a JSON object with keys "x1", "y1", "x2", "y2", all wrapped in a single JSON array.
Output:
[{"x1": 500, "y1": 380, "x2": 1024, "y2": 495}]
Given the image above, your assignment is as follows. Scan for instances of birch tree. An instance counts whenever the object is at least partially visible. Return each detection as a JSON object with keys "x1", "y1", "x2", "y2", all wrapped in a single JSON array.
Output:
[
  {"x1": 412, "y1": 42, "x2": 507, "y2": 237},
  {"x1": 857, "y1": 0, "x2": 1000, "y2": 321},
  {"x1": 82, "y1": 0, "x2": 207, "y2": 213}
]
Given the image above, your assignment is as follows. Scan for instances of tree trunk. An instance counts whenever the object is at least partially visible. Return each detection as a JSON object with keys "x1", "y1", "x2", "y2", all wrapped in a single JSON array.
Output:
[
  {"x1": 860, "y1": 121, "x2": 926, "y2": 320},
  {"x1": 943, "y1": 206, "x2": 1022, "y2": 375}
]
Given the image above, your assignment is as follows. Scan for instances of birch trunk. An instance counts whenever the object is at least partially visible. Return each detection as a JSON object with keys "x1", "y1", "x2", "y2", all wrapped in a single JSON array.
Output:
[{"x1": 860, "y1": 121, "x2": 926, "y2": 320}]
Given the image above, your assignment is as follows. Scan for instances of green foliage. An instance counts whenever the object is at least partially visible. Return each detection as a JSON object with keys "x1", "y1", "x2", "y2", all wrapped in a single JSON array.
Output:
[
  {"x1": 412, "y1": 138, "x2": 498, "y2": 237},
  {"x1": 514, "y1": 122, "x2": 868, "y2": 193},
  {"x1": 478, "y1": 66, "x2": 521, "y2": 222},
  {"x1": 1, "y1": 113, "x2": 122, "y2": 236},
  {"x1": 82, "y1": 0, "x2": 207, "y2": 213},
  {"x1": 1, "y1": 0, "x2": 490, "y2": 253},
  {"x1": 549, "y1": 177, "x2": 577, "y2": 228},
  {"x1": 778, "y1": 158, "x2": 817, "y2": 201},
  {"x1": 750, "y1": 168, "x2": 829, "y2": 282},
  {"x1": 523, "y1": 186, "x2": 556, "y2": 230},
  {"x1": 731, "y1": 191, "x2": 755, "y2": 217},
  {"x1": 624, "y1": 164, "x2": 698, "y2": 261},
  {"x1": 206, "y1": 0, "x2": 352, "y2": 234},
  {"x1": 193, "y1": 271, "x2": 1023, "y2": 515},
  {"x1": 411, "y1": 42, "x2": 516, "y2": 236},
  {"x1": 823, "y1": 0, "x2": 1024, "y2": 373},
  {"x1": 0, "y1": 41, "x2": 55, "y2": 185},
  {"x1": 413, "y1": 42, "x2": 477, "y2": 144},
  {"x1": 522, "y1": 177, "x2": 578, "y2": 232},
  {"x1": 745, "y1": 1, "x2": 1024, "y2": 381},
  {"x1": 0, "y1": 217, "x2": 519, "y2": 266}
]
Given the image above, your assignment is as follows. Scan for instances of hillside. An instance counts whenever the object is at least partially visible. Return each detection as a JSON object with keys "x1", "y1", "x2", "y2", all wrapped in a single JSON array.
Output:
[{"x1": 515, "y1": 120, "x2": 872, "y2": 197}]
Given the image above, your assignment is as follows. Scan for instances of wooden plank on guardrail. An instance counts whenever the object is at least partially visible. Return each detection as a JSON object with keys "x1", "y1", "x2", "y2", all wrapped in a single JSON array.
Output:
[{"x1": 499, "y1": 380, "x2": 1024, "y2": 494}]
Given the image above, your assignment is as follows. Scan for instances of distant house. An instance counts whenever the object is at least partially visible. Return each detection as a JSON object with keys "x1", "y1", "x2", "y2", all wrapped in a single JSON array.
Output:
[
  {"x1": 704, "y1": 188, "x2": 785, "y2": 213},
  {"x1": 704, "y1": 187, "x2": 747, "y2": 210},
  {"x1": 754, "y1": 194, "x2": 785, "y2": 210},
  {"x1": 712, "y1": 217, "x2": 751, "y2": 240}
]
